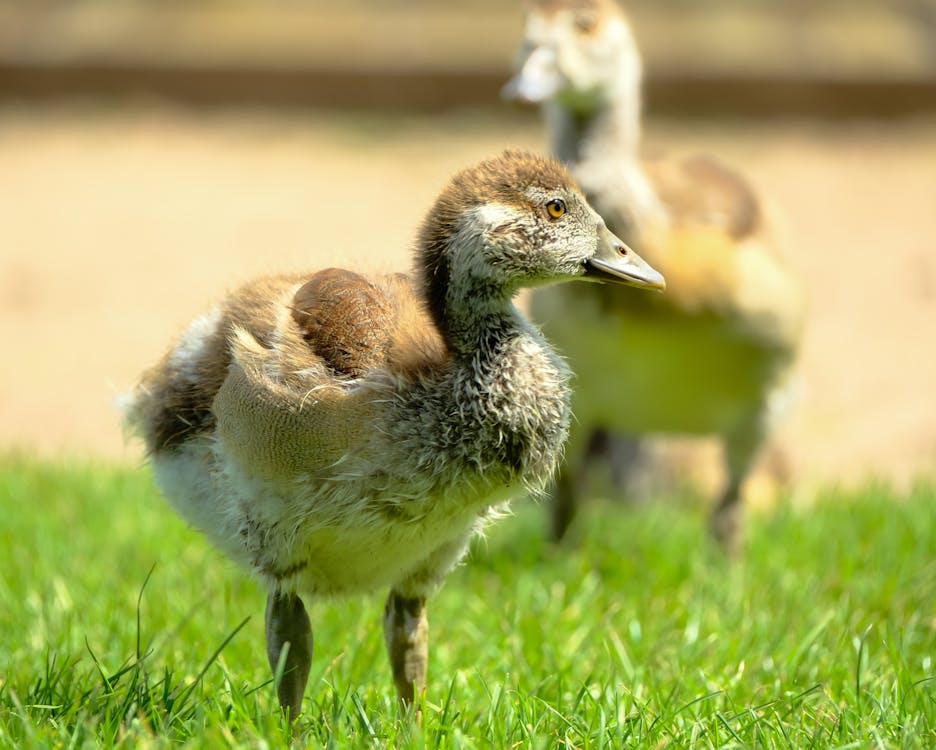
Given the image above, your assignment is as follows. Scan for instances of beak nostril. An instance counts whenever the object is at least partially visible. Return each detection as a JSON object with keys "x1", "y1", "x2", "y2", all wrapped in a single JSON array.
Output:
[{"x1": 617, "y1": 245, "x2": 628, "y2": 256}]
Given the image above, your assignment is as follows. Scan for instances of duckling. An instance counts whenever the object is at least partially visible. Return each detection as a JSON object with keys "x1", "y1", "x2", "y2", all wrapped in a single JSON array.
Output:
[
  {"x1": 503, "y1": 0, "x2": 805, "y2": 550},
  {"x1": 123, "y1": 151, "x2": 664, "y2": 720}
]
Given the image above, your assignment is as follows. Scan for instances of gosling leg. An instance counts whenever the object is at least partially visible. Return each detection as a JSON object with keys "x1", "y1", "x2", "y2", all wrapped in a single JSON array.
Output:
[
  {"x1": 383, "y1": 590, "x2": 428, "y2": 710},
  {"x1": 550, "y1": 427, "x2": 610, "y2": 542},
  {"x1": 709, "y1": 474, "x2": 744, "y2": 555},
  {"x1": 710, "y1": 415, "x2": 766, "y2": 555},
  {"x1": 551, "y1": 427, "x2": 644, "y2": 541},
  {"x1": 551, "y1": 466, "x2": 579, "y2": 543},
  {"x1": 265, "y1": 590, "x2": 313, "y2": 722}
]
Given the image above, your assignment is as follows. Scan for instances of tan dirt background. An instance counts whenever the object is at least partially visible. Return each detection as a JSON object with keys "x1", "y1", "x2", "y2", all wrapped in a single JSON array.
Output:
[{"x1": 1, "y1": 103, "x2": 934, "y2": 495}]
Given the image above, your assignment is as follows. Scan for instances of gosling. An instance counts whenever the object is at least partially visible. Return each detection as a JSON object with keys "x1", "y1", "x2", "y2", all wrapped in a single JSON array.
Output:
[
  {"x1": 504, "y1": 0, "x2": 805, "y2": 551},
  {"x1": 123, "y1": 151, "x2": 664, "y2": 720}
]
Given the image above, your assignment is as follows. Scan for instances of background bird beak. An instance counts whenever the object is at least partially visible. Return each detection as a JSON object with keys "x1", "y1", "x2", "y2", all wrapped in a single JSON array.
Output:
[
  {"x1": 584, "y1": 223, "x2": 666, "y2": 291},
  {"x1": 501, "y1": 48, "x2": 561, "y2": 104}
]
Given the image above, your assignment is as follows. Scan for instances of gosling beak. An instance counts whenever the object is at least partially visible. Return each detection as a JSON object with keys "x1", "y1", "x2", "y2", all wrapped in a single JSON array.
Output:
[
  {"x1": 501, "y1": 48, "x2": 560, "y2": 104},
  {"x1": 584, "y1": 223, "x2": 666, "y2": 291}
]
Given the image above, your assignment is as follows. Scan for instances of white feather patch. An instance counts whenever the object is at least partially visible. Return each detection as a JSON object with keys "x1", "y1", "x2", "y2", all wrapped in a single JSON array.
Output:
[{"x1": 167, "y1": 306, "x2": 223, "y2": 382}]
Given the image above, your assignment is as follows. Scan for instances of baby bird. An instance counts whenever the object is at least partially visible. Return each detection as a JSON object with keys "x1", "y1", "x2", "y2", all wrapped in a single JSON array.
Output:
[
  {"x1": 123, "y1": 151, "x2": 664, "y2": 720},
  {"x1": 504, "y1": 0, "x2": 805, "y2": 550}
]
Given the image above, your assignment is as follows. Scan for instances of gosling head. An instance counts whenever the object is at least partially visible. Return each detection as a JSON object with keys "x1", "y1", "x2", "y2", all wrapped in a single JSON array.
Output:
[
  {"x1": 418, "y1": 150, "x2": 663, "y2": 333},
  {"x1": 502, "y1": 0, "x2": 640, "y2": 112}
]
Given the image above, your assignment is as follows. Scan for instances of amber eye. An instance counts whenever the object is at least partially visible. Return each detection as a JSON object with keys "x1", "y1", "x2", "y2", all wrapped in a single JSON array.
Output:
[
  {"x1": 546, "y1": 198, "x2": 567, "y2": 219},
  {"x1": 574, "y1": 11, "x2": 598, "y2": 33}
]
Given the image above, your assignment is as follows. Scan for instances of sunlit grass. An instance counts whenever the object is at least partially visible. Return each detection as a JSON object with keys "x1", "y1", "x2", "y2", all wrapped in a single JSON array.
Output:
[{"x1": 0, "y1": 456, "x2": 933, "y2": 748}]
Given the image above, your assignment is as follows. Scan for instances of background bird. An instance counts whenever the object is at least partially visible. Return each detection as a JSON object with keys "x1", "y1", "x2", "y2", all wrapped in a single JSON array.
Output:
[
  {"x1": 503, "y1": 0, "x2": 806, "y2": 551},
  {"x1": 122, "y1": 150, "x2": 664, "y2": 720}
]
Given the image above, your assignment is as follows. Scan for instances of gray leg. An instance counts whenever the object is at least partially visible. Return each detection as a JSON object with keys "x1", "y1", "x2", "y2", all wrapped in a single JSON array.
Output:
[
  {"x1": 551, "y1": 427, "x2": 609, "y2": 542},
  {"x1": 384, "y1": 530, "x2": 476, "y2": 711},
  {"x1": 606, "y1": 433, "x2": 647, "y2": 499},
  {"x1": 551, "y1": 428, "x2": 647, "y2": 541},
  {"x1": 709, "y1": 473, "x2": 744, "y2": 555},
  {"x1": 710, "y1": 415, "x2": 767, "y2": 555},
  {"x1": 265, "y1": 591, "x2": 312, "y2": 722},
  {"x1": 551, "y1": 466, "x2": 579, "y2": 543},
  {"x1": 383, "y1": 591, "x2": 428, "y2": 710}
]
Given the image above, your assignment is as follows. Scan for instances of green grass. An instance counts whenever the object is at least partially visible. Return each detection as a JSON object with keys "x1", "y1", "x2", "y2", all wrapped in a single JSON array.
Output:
[{"x1": 0, "y1": 457, "x2": 933, "y2": 748}]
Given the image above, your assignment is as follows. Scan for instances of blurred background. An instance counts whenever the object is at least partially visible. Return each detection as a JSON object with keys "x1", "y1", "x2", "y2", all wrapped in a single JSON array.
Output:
[{"x1": 1, "y1": 0, "x2": 935, "y2": 495}]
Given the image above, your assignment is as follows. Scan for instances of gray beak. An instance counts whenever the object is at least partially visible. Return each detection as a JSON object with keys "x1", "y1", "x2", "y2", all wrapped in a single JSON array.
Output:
[
  {"x1": 501, "y1": 47, "x2": 560, "y2": 104},
  {"x1": 584, "y1": 223, "x2": 665, "y2": 291}
]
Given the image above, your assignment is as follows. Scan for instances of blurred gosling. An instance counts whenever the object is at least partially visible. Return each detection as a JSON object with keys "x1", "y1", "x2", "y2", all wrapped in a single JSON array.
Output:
[{"x1": 504, "y1": 0, "x2": 805, "y2": 551}]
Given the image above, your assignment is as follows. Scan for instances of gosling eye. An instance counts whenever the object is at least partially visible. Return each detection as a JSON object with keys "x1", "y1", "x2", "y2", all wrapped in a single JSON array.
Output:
[
  {"x1": 545, "y1": 198, "x2": 567, "y2": 219},
  {"x1": 574, "y1": 11, "x2": 598, "y2": 33}
]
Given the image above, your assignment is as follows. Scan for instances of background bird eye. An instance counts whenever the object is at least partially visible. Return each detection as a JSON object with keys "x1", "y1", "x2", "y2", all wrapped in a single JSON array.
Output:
[
  {"x1": 546, "y1": 198, "x2": 567, "y2": 219},
  {"x1": 574, "y1": 11, "x2": 598, "y2": 33}
]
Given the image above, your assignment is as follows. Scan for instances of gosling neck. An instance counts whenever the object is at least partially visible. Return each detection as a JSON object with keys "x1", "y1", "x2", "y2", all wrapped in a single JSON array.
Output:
[
  {"x1": 446, "y1": 287, "x2": 526, "y2": 360},
  {"x1": 421, "y1": 229, "x2": 527, "y2": 357},
  {"x1": 544, "y1": 69, "x2": 667, "y2": 240},
  {"x1": 546, "y1": 86, "x2": 642, "y2": 169}
]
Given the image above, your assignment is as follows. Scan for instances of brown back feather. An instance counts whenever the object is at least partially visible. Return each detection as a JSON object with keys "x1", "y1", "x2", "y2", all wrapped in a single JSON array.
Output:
[
  {"x1": 136, "y1": 274, "x2": 305, "y2": 453},
  {"x1": 136, "y1": 271, "x2": 450, "y2": 454},
  {"x1": 291, "y1": 268, "x2": 395, "y2": 378},
  {"x1": 645, "y1": 154, "x2": 762, "y2": 240}
]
